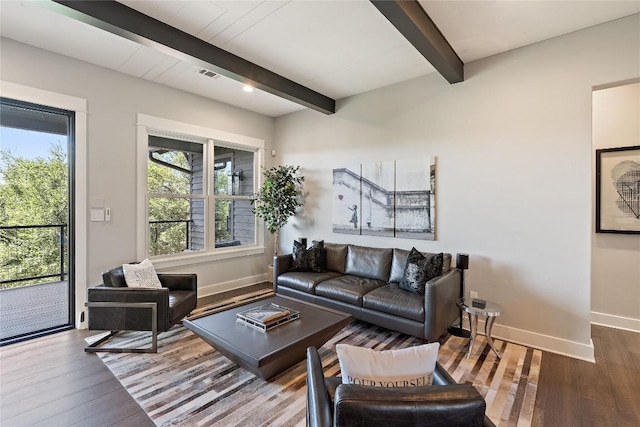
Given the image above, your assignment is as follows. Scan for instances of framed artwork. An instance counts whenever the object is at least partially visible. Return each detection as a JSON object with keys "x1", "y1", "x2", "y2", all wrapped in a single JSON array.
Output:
[
  {"x1": 332, "y1": 157, "x2": 436, "y2": 240},
  {"x1": 595, "y1": 145, "x2": 640, "y2": 234},
  {"x1": 361, "y1": 161, "x2": 395, "y2": 237},
  {"x1": 395, "y1": 158, "x2": 435, "y2": 240},
  {"x1": 333, "y1": 164, "x2": 362, "y2": 235}
]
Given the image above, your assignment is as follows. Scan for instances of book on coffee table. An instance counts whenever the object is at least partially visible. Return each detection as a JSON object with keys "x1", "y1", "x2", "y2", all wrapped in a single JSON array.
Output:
[{"x1": 237, "y1": 303, "x2": 300, "y2": 332}]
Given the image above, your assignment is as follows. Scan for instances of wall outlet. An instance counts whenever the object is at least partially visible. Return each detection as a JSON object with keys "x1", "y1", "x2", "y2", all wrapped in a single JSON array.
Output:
[{"x1": 470, "y1": 291, "x2": 479, "y2": 299}]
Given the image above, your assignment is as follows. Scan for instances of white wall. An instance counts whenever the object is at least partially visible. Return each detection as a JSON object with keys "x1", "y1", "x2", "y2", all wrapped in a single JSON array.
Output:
[
  {"x1": 592, "y1": 82, "x2": 640, "y2": 332},
  {"x1": 274, "y1": 15, "x2": 640, "y2": 360},
  {"x1": 0, "y1": 38, "x2": 275, "y2": 322}
]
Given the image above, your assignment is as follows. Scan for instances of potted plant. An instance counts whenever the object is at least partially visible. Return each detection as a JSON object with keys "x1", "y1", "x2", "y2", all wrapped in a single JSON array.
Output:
[{"x1": 251, "y1": 165, "x2": 304, "y2": 260}]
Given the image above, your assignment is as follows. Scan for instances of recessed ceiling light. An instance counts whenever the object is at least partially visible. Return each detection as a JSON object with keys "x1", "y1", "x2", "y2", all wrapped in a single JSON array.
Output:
[{"x1": 243, "y1": 85, "x2": 254, "y2": 93}]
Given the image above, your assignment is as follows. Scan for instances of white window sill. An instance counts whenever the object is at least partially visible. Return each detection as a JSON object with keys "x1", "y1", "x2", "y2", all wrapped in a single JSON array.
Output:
[{"x1": 150, "y1": 245, "x2": 265, "y2": 269}]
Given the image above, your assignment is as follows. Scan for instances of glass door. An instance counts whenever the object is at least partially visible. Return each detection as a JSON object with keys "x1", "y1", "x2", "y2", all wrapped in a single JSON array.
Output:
[{"x1": 0, "y1": 98, "x2": 75, "y2": 345}]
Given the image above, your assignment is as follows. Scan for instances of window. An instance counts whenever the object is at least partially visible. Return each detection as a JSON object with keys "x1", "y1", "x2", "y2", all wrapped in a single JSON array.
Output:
[
  {"x1": 213, "y1": 146, "x2": 255, "y2": 248},
  {"x1": 137, "y1": 114, "x2": 264, "y2": 263}
]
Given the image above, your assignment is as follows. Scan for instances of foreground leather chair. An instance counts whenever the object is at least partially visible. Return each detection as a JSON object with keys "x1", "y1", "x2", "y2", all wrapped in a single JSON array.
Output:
[
  {"x1": 85, "y1": 266, "x2": 197, "y2": 353},
  {"x1": 306, "y1": 346, "x2": 495, "y2": 427}
]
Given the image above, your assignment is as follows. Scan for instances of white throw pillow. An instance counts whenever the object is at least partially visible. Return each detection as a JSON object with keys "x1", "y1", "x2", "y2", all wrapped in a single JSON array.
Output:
[
  {"x1": 122, "y1": 259, "x2": 162, "y2": 288},
  {"x1": 336, "y1": 342, "x2": 440, "y2": 387}
]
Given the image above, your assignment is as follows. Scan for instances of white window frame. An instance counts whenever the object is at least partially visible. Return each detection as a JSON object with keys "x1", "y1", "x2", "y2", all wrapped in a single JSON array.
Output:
[{"x1": 136, "y1": 114, "x2": 265, "y2": 268}]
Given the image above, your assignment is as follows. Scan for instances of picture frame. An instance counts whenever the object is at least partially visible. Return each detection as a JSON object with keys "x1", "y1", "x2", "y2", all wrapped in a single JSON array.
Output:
[{"x1": 595, "y1": 145, "x2": 640, "y2": 234}]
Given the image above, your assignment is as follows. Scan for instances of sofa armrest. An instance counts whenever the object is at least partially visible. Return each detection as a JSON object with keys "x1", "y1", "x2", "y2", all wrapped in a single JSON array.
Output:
[
  {"x1": 423, "y1": 268, "x2": 461, "y2": 341},
  {"x1": 87, "y1": 285, "x2": 170, "y2": 331},
  {"x1": 333, "y1": 383, "x2": 486, "y2": 427},
  {"x1": 273, "y1": 254, "x2": 292, "y2": 289},
  {"x1": 307, "y1": 347, "x2": 333, "y2": 427},
  {"x1": 433, "y1": 362, "x2": 496, "y2": 427},
  {"x1": 433, "y1": 361, "x2": 456, "y2": 386},
  {"x1": 158, "y1": 273, "x2": 197, "y2": 292}
]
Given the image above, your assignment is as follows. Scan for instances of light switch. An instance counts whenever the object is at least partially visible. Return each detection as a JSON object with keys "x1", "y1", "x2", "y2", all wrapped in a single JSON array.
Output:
[{"x1": 91, "y1": 208, "x2": 105, "y2": 222}]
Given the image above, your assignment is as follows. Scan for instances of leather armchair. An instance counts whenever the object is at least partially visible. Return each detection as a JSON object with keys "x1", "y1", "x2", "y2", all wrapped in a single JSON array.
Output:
[
  {"x1": 85, "y1": 265, "x2": 197, "y2": 353},
  {"x1": 306, "y1": 346, "x2": 496, "y2": 427}
]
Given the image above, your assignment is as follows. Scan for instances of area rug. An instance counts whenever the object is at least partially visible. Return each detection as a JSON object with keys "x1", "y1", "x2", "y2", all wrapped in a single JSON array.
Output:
[
  {"x1": 89, "y1": 322, "x2": 540, "y2": 427},
  {"x1": 188, "y1": 288, "x2": 274, "y2": 320}
]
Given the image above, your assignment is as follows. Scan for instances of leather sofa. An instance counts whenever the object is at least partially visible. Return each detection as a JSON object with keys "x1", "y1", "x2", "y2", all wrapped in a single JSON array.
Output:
[
  {"x1": 306, "y1": 346, "x2": 495, "y2": 427},
  {"x1": 274, "y1": 243, "x2": 460, "y2": 342}
]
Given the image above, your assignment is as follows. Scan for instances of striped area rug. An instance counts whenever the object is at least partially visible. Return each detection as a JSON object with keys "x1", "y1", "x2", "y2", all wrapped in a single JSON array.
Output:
[{"x1": 91, "y1": 321, "x2": 540, "y2": 427}]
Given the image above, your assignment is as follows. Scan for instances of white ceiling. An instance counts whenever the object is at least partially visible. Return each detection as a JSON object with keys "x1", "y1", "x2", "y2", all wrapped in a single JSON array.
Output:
[{"x1": 1, "y1": 1, "x2": 639, "y2": 117}]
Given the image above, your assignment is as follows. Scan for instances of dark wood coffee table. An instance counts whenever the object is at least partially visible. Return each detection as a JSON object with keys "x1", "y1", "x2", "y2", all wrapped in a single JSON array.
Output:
[{"x1": 183, "y1": 295, "x2": 352, "y2": 380}]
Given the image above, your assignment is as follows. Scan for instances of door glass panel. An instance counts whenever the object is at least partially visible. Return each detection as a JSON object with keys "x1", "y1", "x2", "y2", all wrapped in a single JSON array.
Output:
[{"x1": 0, "y1": 100, "x2": 73, "y2": 344}]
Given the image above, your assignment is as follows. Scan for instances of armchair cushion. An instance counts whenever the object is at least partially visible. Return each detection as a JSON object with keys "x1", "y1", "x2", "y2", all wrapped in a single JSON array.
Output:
[
  {"x1": 336, "y1": 343, "x2": 439, "y2": 387},
  {"x1": 122, "y1": 258, "x2": 162, "y2": 288}
]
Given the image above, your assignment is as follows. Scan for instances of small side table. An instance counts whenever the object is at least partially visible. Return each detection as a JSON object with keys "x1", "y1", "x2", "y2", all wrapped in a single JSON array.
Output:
[{"x1": 456, "y1": 298, "x2": 503, "y2": 359}]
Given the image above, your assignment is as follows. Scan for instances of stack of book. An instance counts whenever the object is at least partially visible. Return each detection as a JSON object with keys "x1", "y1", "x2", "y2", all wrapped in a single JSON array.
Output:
[{"x1": 237, "y1": 303, "x2": 300, "y2": 332}]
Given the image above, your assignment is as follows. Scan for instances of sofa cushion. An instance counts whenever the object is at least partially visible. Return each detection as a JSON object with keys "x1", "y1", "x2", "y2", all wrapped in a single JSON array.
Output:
[
  {"x1": 324, "y1": 242, "x2": 348, "y2": 273},
  {"x1": 315, "y1": 275, "x2": 386, "y2": 306},
  {"x1": 399, "y1": 249, "x2": 443, "y2": 295},
  {"x1": 344, "y1": 245, "x2": 392, "y2": 281},
  {"x1": 390, "y1": 249, "x2": 451, "y2": 283},
  {"x1": 362, "y1": 283, "x2": 425, "y2": 322},
  {"x1": 290, "y1": 240, "x2": 326, "y2": 272},
  {"x1": 277, "y1": 271, "x2": 341, "y2": 293},
  {"x1": 336, "y1": 342, "x2": 439, "y2": 387}
]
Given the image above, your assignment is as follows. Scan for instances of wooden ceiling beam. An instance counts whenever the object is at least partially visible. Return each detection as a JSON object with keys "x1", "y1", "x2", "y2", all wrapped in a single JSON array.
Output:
[
  {"x1": 370, "y1": 0, "x2": 464, "y2": 84},
  {"x1": 46, "y1": 0, "x2": 336, "y2": 114}
]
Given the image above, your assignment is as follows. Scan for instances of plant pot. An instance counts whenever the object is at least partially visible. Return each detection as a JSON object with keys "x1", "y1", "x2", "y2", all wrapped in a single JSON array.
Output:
[{"x1": 267, "y1": 264, "x2": 274, "y2": 284}]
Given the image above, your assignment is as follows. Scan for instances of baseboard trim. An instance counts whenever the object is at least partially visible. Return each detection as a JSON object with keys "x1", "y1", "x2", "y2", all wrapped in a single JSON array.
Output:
[
  {"x1": 591, "y1": 311, "x2": 640, "y2": 333},
  {"x1": 198, "y1": 274, "x2": 269, "y2": 298},
  {"x1": 462, "y1": 318, "x2": 595, "y2": 362}
]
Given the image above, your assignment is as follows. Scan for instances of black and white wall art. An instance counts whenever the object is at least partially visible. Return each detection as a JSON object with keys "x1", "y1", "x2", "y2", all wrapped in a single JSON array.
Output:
[
  {"x1": 332, "y1": 157, "x2": 436, "y2": 240},
  {"x1": 596, "y1": 145, "x2": 640, "y2": 234},
  {"x1": 332, "y1": 164, "x2": 362, "y2": 235}
]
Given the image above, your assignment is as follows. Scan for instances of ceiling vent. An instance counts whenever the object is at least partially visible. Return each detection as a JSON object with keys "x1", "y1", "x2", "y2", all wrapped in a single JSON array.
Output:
[{"x1": 197, "y1": 68, "x2": 219, "y2": 79}]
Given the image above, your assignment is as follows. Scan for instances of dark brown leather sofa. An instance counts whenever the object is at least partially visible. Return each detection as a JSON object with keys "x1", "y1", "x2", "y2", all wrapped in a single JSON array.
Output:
[
  {"x1": 274, "y1": 243, "x2": 459, "y2": 341},
  {"x1": 306, "y1": 346, "x2": 495, "y2": 427}
]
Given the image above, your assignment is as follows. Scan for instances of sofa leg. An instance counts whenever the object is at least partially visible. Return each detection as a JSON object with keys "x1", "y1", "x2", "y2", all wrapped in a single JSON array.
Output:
[{"x1": 84, "y1": 301, "x2": 158, "y2": 353}]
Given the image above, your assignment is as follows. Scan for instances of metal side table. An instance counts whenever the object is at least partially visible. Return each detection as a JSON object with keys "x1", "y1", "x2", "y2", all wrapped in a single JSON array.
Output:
[{"x1": 457, "y1": 298, "x2": 503, "y2": 359}]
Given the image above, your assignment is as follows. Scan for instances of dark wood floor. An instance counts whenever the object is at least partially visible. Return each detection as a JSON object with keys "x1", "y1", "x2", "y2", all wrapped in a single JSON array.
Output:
[
  {"x1": 533, "y1": 325, "x2": 640, "y2": 427},
  {"x1": 1, "y1": 321, "x2": 637, "y2": 426}
]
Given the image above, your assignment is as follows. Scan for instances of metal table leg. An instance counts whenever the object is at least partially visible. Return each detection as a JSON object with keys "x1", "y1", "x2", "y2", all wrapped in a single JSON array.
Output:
[
  {"x1": 485, "y1": 316, "x2": 501, "y2": 359},
  {"x1": 466, "y1": 312, "x2": 478, "y2": 359}
]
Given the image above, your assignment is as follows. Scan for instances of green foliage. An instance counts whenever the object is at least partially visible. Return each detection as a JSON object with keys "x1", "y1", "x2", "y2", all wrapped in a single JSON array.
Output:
[
  {"x1": 0, "y1": 143, "x2": 68, "y2": 288},
  {"x1": 147, "y1": 152, "x2": 191, "y2": 256},
  {"x1": 251, "y1": 165, "x2": 304, "y2": 255}
]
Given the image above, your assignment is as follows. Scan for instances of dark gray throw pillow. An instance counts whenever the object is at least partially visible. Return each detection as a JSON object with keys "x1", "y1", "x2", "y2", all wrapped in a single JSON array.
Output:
[
  {"x1": 399, "y1": 248, "x2": 443, "y2": 294},
  {"x1": 290, "y1": 240, "x2": 326, "y2": 273}
]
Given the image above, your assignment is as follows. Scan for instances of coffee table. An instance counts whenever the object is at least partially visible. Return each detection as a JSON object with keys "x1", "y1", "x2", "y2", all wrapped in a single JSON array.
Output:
[{"x1": 183, "y1": 295, "x2": 352, "y2": 380}]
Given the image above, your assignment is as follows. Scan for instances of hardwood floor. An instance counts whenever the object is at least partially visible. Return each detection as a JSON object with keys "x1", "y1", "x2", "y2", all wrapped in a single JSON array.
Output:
[
  {"x1": 1, "y1": 321, "x2": 637, "y2": 426},
  {"x1": 0, "y1": 329, "x2": 153, "y2": 427},
  {"x1": 532, "y1": 325, "x2": 640, "y2": 427}
]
